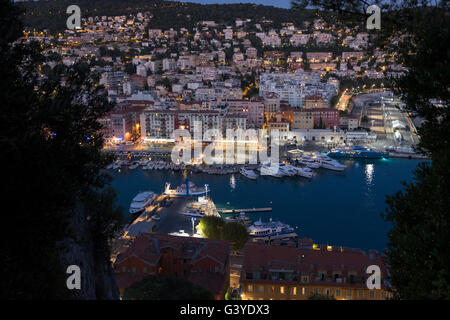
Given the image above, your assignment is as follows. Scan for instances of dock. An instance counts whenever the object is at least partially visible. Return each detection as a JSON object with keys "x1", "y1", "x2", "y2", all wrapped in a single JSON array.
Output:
[{"x1": 217, "y1": 207, "x2": 272, "y2": 214}]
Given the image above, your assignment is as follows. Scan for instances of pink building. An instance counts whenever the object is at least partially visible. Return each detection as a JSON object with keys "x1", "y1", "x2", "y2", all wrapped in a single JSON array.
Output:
[
  {"x1": 311, "y1": 108, "x2": 340, "y2": 129},
  {"x1": 226, "y1": 98, "x2": 265, "y2": 129}
]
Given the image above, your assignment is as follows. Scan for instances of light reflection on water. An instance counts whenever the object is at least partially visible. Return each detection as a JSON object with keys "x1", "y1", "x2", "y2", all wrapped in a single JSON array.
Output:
[
  {"x1": 229, "y1": 174, "x2": 236, "y2": 190},
  {"x1": 365, "y1": 163, "x2": 374, "y2": 186},
  {"x1": 110, "y1": 159, "x2": 423, "y2": 251}
]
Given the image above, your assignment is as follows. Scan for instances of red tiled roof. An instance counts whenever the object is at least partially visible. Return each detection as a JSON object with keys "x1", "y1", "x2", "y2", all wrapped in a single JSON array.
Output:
[
  {"x1": 242, "y1": 243, "x2": 387, "y2": 277},
  {"x1": 115, "y1": 233, "x2": 230, "y2": 268}
]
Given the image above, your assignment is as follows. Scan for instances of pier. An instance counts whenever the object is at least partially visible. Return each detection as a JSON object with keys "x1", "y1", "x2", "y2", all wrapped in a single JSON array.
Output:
[{"x1": 217, "y1": 207, "x2": 272, "y2": 214}]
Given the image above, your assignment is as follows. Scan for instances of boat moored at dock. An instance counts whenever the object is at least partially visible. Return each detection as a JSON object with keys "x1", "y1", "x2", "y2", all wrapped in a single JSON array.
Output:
[
  {"x1": 129, "y1": 191, "x2": 156, "y2": 214},
  {"x1": 328, "y1": 146, "x2": 389, "y2": 159},
  {"x1": 164, "y1": 179, "x2": 208, "y2": 197},
  {"x1": 239, "y1": 167, "x2": 258, "y2": 180},
  {"x1": 314, "y1": 154, "x2": 347, "y2": 171},
  {"x1": 248, "y1": 219, "x2": 298, "y2": 241}
]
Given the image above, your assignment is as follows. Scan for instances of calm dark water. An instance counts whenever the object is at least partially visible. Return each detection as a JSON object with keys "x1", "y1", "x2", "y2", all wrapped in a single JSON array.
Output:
[{"x1": 109, "y1": 158, "x2": 424, "y2": 252}]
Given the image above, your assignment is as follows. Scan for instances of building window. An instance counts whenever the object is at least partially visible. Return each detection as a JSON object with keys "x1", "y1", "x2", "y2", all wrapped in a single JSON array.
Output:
[
  {"x1": 143, "y1": 267, "x2": 147, "y2": 273},
  {"x1": 132, "y1": 267, "x2": 136, "y2": 273},
  {"x1": 248, "y1": 284, "x2": 253, "y2": 292},
  {"x1": 280, "y1": 286, "x2": 285, "y2": 294},
  {"x1": 335, "y1": 289, "x2": 341, "y2": 297},
  {"x1": 369, "y1": 291, "x2": 375, "y2": 299},
  {"x1": 122, "y1": 266, "x2": 126, "y2": 272},
  {"x1": 346, "y1": 290, "x2": 353, "y2": 299},
  {"x1": 358, "y1": 290, "x2": 364, "y2": 298},
  {"x1": 292, "y1": 287, "x2": 297, "y2": 295}
]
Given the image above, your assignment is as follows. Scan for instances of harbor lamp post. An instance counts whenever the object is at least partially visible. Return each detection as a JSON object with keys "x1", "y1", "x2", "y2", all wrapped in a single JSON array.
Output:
[
  {"x1": 204, "y1": 184, "x2": 209, "y2": 198},
  {"x1": 191, "y1": 217, "x2": 196, "y2": 236}
]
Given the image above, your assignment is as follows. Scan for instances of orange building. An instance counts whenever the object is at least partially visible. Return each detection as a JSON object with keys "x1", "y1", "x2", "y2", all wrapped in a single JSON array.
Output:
[{"x1": 240, "y1": 241, "x2": 392, "y2": 300}]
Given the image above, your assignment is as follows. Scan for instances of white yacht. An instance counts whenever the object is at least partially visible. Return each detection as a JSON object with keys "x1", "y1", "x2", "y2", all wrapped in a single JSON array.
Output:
[
  {"x1": 260, "y1": 163, "x2": 284, "y2": 178},
  {"x1": 240, "y1": 167, "x2": 258, "y2": 180},
  {"x1": 129, "y1": 191, "x2": 156, "y2": 214},
  {"x1": 164, "y1": 180, "x2": 208, "y2": 197},
  {"x1": 278, "y1": 163, "x2": 296, "y2": 176},
  {"x1": 292, "y1": 166, "x2": 314, "y2": 179},
  {"x1": 180, "y1": 210, "x2": 205, "y2": 218},
  {"x1": 298, "y1": 155, "x2": 321, "y2": 169},
  {"x1": 129, "y1": 162, "x2": 139, "y2": 170},
  {"x1": 315, "y1": 154, "x2": 346, "y2": 171},
  {"x1": 248, "y1": 219, "x2": 298, "y2": 241}
]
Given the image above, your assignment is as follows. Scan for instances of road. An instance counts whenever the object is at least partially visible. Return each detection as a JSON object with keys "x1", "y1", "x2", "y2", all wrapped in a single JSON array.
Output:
[{"x1": 350, "y1": 91, "x2": 419, "y2": 150}]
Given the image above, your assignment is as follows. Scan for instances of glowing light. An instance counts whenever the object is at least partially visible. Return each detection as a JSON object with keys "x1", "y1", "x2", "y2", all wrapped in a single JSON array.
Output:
[{"x1": 365, "y1": 163, "x2": 374, "y2": 185}]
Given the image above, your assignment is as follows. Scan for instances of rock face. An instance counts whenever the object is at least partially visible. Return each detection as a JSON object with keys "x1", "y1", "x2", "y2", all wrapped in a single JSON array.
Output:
[{"x1": 57, "y1": 201, "x2": 119, "y2": 300}]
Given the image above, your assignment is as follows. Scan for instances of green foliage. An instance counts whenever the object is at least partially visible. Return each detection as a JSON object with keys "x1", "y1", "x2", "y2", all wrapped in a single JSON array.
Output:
[
  {"x1": 222, "y1": 222, "x2": 249, "y2": 251},
  {"x1": 383, "y1": 162, "x2": 450, "y2": 299},
  {"x1": 294, "y1": 0, "x2": 450, "y2": 300},
  {"x1": 198, "y1": 216, "x2": 225, "y2": 239},
  {"x1": 198, "y1": 217, "x2": 249, "y2": 251},
  {"x1": 123, "y1": 275, "x2": 214, "y2": 300},
  {"x1": 0, "y1": 0, "x2": 123, "y2": 299},
  {"x1": 21, "y1": 0, "x2": 315, "y2": 33}
]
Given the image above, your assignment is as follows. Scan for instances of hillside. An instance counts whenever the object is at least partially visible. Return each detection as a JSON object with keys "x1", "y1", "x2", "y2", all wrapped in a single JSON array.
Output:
[{"x1": 20, "y1": 0, "x2": 314, "y2": 32}]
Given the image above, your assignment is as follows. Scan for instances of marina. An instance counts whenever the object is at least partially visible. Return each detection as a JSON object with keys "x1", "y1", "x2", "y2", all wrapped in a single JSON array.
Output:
[
  {"x1": 217, "y1": 207, "x2": 272, "y2": 214},
  {"x1": 110, "y1": 158, "x2": 425, "y2": 252}
]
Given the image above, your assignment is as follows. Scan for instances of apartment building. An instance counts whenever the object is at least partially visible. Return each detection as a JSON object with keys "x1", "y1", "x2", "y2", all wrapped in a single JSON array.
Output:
[
  {"x1": 115, "y1": 233, "x2": 230, "y2": 299},
  {"x1": 240, "y1": 242, "x2": 392, "y2": 300},
  {"x1": 292, "y1": 109, "x2": 314, "y2": 129}
]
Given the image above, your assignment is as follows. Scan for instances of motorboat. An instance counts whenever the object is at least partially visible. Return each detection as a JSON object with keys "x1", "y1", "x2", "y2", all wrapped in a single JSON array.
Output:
[
  {"x1": 248, "y1": 219, "x2": 298, "y2": 241},
  {"x1": 314, "y1": 154, "x2": 347, "y2": 171},
  {"x1": 240, "y1": 167, "x2": 258, "y2": 180},
  {"x1": 164, "y1": 179, "x2": 208, "y2": 197},
  {"x1": 129, "y1": 191, "x2": 156, "y2": 214}
]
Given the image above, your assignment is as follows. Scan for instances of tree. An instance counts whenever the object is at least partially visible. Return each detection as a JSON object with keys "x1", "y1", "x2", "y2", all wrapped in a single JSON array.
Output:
[
  {"x1": 123, "y1": 275, "x2": 214, "y2": 300},
  {"x1": 0, "y1": 0, "x2": 123, "y2": 299},
  {"x1": 198, "y1": 217, "x2": 249, "y2": 251},
  {"x1": 292, "y1": 0, "x2": 450, "y2": 299},
  {"x1": 222, "y1": 222, "x2": 249, "y2": 251},
  {"x1": 197, "y1": 216, "x2": 224, "y2": 239}
]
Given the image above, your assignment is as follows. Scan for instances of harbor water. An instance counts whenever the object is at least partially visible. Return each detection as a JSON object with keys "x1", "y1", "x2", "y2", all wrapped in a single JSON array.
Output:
[{"x1": 109, "y1": 158, "x2": 425, "y2": 252}]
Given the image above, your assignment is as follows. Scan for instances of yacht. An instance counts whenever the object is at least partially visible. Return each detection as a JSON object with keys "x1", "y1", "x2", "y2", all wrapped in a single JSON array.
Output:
[
  {"x1": 225, "y1": 212, "x2": 251, "y2": 225},
  {"x1": 248, "y1": 219, "x2": 298, "y2": 241},
  {"x1": 164, "y1": 180, "x2": 208, "y2": 197},
  {"x1": 129, "y1": 162, "x2": 139, "y2": 170},
  {"x1": 180, "y1": 210, "x2": 205, "y2": 218},
  {"x1": 129, "y1": 191, "x2": 156, "y2": 214},
  {"x1": 298, "y1": 155, "x2": 321, "y2": 169},
  {"x1": 259, "y1": 163, "x2": 284, "y2": 178},
  {"x1": 240, "y1": 167, "x2": 258, "y2": 180},
  {"x1": 278, "y1": 163, "x2": 296, "y2": 176},
  {"x1": 293, "y1": 166, "x2": 314, "y2": 179},
  {"x1": 315, "y1": 154, "x2": 347, "y2": 171},
  {"x1": 328, "y1": 146, "x2": 389, "y2": 159}
]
